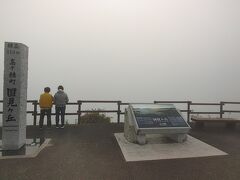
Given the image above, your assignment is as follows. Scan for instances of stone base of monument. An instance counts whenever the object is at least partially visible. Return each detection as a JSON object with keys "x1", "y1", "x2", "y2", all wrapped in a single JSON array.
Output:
[
  {"x1": 124, "y1": 121, "x2": 188, "y2": 144},
  {"x1": 115, "y1": 133, "x2": 227, "y2": 162},
  {"x1": 124, "y1": 112, "x2": 137, "y2": 143},
  {"x1": 0, "y1": 138, "x2": 51, "y2": 159},
  {"x1": 166, "y1": 134, "x2": 188, "y2": 143}
]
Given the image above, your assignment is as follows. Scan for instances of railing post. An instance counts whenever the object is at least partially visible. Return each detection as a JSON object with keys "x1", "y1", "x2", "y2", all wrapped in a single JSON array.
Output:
[
  {"x1": 187, "y1": 101, "x2": 191, "y2": 123},
  {"x1": 117, "y1": 101, "x2": 121, "y2": 123},
  {"x1": 220, "y1": 101, "x2": 224, "y2": 118},
  {"x1": 32, "y1": 100, "x2": 38, "y2": 126},
  {"x1": 78, "y1": 100, "x2": 82, "y2": 124}
]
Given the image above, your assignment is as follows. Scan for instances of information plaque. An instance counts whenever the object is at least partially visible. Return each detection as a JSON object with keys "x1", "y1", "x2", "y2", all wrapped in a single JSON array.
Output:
[
  {"x1": 124, "y1": 104, "x2": 191, "y2": 144},
  {"x1": 133, "y1": 105, "x2": 189, "y2": 128}
]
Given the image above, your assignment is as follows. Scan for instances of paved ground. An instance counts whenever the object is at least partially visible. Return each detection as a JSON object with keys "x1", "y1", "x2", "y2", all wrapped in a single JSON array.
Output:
[{"x1": 0, "y1": 123, "x2": 240, "y2": 180}]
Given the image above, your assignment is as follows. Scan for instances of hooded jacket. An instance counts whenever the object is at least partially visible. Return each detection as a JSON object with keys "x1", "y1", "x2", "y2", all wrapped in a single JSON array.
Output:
[
  {"x1": 39, "y1": 92, "x2": 54, "y2": 109},
  {"x1": 54, "y1": 90, "x2": 69, "y2": 107}
]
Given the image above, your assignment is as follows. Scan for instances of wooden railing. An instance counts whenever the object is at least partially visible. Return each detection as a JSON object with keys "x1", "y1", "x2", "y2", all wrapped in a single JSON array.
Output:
[{"x1": 1, "y1": 100, "x2": 240, "y2": 126}]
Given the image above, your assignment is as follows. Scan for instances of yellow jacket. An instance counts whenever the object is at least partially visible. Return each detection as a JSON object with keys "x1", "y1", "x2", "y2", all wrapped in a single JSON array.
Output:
[{"x1": 39, "y1": 93, "x2": 54, "y2": 108}]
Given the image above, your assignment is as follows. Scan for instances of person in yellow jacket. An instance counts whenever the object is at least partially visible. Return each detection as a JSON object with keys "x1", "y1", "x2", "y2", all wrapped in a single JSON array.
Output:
[{"x1": 39, "y1": 87, "x2": 54, "y2": 129}]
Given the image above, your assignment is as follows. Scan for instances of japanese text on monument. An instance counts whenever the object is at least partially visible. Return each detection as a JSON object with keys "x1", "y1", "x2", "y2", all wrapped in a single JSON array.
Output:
[{"x1": 5, "y1": 43, "x2": 20, "y2": 122}]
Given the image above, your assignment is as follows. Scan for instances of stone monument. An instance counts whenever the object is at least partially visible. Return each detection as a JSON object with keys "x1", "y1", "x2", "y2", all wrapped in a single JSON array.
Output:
[
  {"x1": 124, "y1": 104, "x2": 191, "y2": 145},
  {"x1": 2, "y1": 42, "x2": 28, "y2": 150}
]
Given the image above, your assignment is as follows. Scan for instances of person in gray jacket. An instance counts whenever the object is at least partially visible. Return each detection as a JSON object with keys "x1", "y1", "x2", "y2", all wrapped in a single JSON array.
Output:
[{"x1": 54, "y1": 85, "x2": 69, "y2": 128}]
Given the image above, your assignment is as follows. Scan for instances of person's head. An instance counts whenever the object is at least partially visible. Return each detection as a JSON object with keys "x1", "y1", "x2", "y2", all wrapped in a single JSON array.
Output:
[
  {"x1": 58, "y1": 85, "x2": 64, "y2": 91},
  {"x1": 44, "y1": 87, "x2": 50, "y2": 93}
]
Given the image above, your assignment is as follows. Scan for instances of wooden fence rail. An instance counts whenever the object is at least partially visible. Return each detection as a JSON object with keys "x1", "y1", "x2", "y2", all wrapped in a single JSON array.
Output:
[{"x1": 0, "y1": 100, "x2": 240, "y2": 126}]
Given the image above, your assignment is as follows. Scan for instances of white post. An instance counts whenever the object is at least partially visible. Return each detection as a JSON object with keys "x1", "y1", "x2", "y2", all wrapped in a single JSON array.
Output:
[{"x1": 2, "y1": 42, "x2": 28, "y2": 150}]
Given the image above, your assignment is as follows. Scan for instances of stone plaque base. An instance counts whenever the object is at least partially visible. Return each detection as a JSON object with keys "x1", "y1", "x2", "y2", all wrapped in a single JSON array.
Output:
[
  {"x1": 2, "y1": 127, "x2": 26, "y2": 150},
  {"x1": 0, "y1": 138, "x2": 51, "y2": 159}
]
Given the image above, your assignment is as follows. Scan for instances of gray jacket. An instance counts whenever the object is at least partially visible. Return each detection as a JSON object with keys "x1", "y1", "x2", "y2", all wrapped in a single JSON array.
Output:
[{"x1": 54, "y1": 90, "x2": 69, "y2": 107}]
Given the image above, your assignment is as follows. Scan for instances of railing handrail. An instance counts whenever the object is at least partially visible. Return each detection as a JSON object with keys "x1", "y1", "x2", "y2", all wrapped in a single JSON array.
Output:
[
  {"x1": 154, "y1": 100, "x2": 191, "y2": 104},
  {"x1": 78, "y1": 100, "x2": 121, "y2": 103},
  {"x1": 221, "y1": 101, "x2": 240, "y2": 105},
  {"x1": 190, "y1": 102, "x2": 221, "y2": 106}
]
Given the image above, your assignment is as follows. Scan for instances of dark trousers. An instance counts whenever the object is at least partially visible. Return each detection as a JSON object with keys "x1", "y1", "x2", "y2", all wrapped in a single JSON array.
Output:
[
  {"x1": 39, "y1": 108, "x2": 52, "y2": 128},
  {"x1": 55, "y1": 106, "x2": 66, "y2": 127}
]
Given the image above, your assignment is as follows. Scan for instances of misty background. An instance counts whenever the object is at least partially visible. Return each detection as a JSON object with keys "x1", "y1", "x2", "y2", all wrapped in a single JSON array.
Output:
[{"x1": 1, "y1": 0, "x2": 240, "y2": 123}]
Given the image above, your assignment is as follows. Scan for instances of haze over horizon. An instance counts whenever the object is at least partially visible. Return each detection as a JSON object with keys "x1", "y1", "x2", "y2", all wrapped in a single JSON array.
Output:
[{"x1": 1, "y1": 0, "x2": 240, "y2": 103}]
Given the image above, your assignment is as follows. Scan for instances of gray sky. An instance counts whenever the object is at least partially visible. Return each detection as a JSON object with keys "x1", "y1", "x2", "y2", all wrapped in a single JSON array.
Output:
[{"x1": 1, "y1": 0, "x2": 240, "y2": 103}]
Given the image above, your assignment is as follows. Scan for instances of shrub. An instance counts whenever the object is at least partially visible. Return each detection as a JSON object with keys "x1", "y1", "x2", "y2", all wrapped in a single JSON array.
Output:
[{"x1": 80, "y1": 110, "x2": 111, "y2": 124}]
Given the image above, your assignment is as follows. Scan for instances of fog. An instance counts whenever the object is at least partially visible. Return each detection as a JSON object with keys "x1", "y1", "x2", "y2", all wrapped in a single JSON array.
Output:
[{"x1": 1, "y1": 0, "x2": 240, "y2": 104}]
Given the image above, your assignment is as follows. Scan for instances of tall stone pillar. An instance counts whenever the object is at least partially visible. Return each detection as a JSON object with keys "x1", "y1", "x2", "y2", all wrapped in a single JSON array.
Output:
[{"x1": 2, "y1": 42, "x2": 28, "y2": 150}]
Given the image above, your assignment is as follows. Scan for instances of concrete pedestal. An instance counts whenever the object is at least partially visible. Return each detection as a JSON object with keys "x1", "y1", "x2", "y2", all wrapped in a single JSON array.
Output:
[
  {"x1": 124, "y1": 109, "x2": 137, "y2": 143},
  {"x1": 124, "y1": 109, "x2": 147, "y2": 145},
  {"x1": 167, "y1": 134, "x2": 188, "y2": 143}
]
